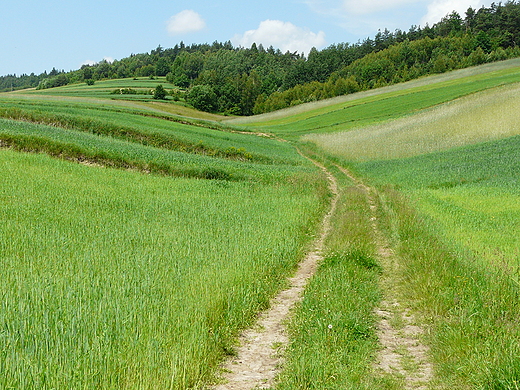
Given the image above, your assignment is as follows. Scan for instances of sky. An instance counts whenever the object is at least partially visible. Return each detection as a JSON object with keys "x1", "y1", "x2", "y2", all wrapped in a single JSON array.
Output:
[{"x1": 1, "y1": 0, "x2": 489, "y2": 76}]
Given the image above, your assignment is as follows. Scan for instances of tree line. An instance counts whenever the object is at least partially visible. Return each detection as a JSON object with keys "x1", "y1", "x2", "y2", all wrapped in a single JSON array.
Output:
[{"x1": 3, "y1": 1, "x2": 520, "y2": 115}]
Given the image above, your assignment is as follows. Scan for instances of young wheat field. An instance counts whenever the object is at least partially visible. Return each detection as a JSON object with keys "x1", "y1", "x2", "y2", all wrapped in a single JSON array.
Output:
[{"x1": 1, "y1": 58, "x2": 520, "y2": 389}]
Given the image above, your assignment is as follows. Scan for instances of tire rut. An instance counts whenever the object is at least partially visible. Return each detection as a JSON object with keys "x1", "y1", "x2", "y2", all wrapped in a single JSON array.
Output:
[
  {"x1": 335, "y1": 164, "x2": 433, "y2": 389},
  {"x1": 212, "y1": 153, "x2": 339, "y2": 390}
]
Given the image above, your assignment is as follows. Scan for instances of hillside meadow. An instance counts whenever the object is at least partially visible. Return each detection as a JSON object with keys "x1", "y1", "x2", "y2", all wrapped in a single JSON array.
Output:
[
  {"x1": 1, "y1": 58, "x2": 520, "y2": 389},
  {"x1": 273, "y1": 61, "x2": 520, "y2": 388},
  {"x1": 236, "y1": 58, "x2": 520, "y2": 137},
  {"x1": 304, "y1": 82, "x2": 520, "y2": 160},
  {"x1": 6, "y1": 77, "x2": 225, "y2": 121},
  {"x1": 0, "y1": 88, "x2": 329, "y2": 389}
]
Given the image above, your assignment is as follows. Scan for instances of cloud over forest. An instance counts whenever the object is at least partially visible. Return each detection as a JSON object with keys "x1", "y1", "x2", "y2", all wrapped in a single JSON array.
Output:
[{"x1": 232, "y1": 20, "x2": 326, "y2": 55}]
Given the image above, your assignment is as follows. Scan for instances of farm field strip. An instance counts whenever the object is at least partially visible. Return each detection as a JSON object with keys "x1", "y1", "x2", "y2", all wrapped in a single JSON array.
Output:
[
  {"x1": 0, "y1": 148, "x2": 326, "y2": 389},
  {"x1": 5, "y1": 81, "x2": 226, "y2": 121},
  {"x1": 17, "y1": 77, "x2": 178, "y2": 99},
  {"x1": 238, "y1": 59, "x2": 520, "y2": 136},
  {"x1": 0, "y1": 98, "x2": 294, "y2": 164},
  {"x1": 0, "y1": 118, "x2": 310, "y2": 182},
  {"x1": 306, "y1": 82, "x2": 520, "y2": 160}
]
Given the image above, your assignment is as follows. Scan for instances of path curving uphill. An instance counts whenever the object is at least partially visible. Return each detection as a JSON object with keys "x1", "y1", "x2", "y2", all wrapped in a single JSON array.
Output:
[{"x1": 213, "y1": 152, "x2": 339, "y2": 390}]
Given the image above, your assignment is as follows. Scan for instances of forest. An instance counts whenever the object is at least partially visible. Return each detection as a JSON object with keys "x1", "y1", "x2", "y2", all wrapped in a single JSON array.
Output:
[{"x1": 2, "y1": 1, "x2": 520, "y2": 115}]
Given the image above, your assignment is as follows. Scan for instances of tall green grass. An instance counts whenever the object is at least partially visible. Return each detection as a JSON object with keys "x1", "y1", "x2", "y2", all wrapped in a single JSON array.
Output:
[
  {"x1": 343, "y1": 135, "x2": 520, "y2": 387},
  {"x1": 0, "y1": 149, "x2": 326, "y2": 389},
  {"x1": 275, "y1": 150, "x2": 395, "y2": 389},
  {"x1": 278, "y1": 61, "x2": 520, "y2": 388},
  {"x1": 357, "y1": 135, "x2": 520, "y2": 270},
  {"x1": 372, "y1": 186, "x2": 520, "y2": 389},
  {"x1": 0, "y1": 118, "x2": 310, "y2": 182}
]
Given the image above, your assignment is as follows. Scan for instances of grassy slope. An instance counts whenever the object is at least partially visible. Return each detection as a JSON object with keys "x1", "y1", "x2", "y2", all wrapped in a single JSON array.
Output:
[
  {"x1": 9, "y1": 77, "x2": 226, "y2": 121},
  {"x1": 0, "y1": 99, "x2": 295, "y2": 165},
  {"x1": 238, "y1": 59, "x2": 520, "y2": 138},
  {"x1": 305, "y1": 82, "x2": 520, "y2": 160},
  {"x1": 240, "y1": 59, "x2": 520, "y2": 389},
  {"x1": 357, "y1": 134, "x2": 520, "y2": 278},
  {"x1": 226, "y1": 58, "x2": 520, "y2": 127},
  {"x1": 0, "y1": 84, "x2": 328, "y2": 389},
  {"x1": 29, "y1": 77, "x2": 178, "y2": 97}
]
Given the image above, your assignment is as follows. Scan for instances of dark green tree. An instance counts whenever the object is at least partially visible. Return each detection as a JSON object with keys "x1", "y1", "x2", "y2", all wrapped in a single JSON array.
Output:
[
  {"x1": 187, "y1": 85, "x2": 218, "y2": 112},
  {"x1": 155, "y1": 58, "x2": 170, "y2": 77},
  {"x1": 153, "y1": 84, "x2": 167, "y2": 100},
  {"x1": 82, "y1": 65, "x2": 93, "y2": 81}
]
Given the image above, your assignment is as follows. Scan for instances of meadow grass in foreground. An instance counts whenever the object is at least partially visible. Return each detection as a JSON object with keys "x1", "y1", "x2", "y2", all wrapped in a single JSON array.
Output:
[
  {"x1": 336, "y1": 135, "x2": 520, "y2": 388},
  {"x1": 0, "y1": 149, "x2": 326, "y2": 389},
  {"x1": 373, "y1": 187, "x2": 520, "y2": 389},
  {"x1": 276, "y1": 151, "x2": 397, "y2": 389}
]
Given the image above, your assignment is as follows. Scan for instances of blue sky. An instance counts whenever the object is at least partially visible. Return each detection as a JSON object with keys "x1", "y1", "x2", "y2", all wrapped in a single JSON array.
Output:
[{"x1": 1, "y1": 0, "x2": 487, "y2": 76}]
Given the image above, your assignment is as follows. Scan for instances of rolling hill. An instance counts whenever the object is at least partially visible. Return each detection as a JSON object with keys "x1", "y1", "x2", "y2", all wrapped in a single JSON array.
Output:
[{"x1": 1, "y1": 58, "x2": 519, "y2": 389}]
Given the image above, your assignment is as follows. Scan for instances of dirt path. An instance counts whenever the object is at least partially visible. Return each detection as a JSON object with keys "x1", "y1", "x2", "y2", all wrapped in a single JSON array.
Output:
[
  {"x1": 213, "y1": 155, "x2": 339, "y2": 390},
  {"x1": 335, "y1": 164, "x2": 432, "y2": 389}
]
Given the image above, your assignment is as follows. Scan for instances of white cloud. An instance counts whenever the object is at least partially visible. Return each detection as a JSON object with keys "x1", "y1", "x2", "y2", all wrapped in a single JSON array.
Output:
[
  {"x1": 167, "y1": 10, "x2": 206, "y2": 35},
  {"x1": 232, "y1": 20, "x2": 326, "y2": 55},
  {"x1": 81, "y1": 60, "x2": 97, "y2": 67},
  {"x1": 421, "y1": 0, "x2": 484, "y2": 25},
  {"x1": 103, "y1": 57, "x2": 114, "y2": 64}
]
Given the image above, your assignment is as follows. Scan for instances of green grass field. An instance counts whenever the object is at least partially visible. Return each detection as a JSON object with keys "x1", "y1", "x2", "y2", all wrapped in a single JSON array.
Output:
[
  {"x1": 24, "y1": 77, "x2": 177, "y2": 99},
  {"x1": 356, "y1": 134, "x2": 520, "y2": 273},
  {"x1": 274, "y1": 60, "x2": 520, "y2": 388},
  {"x1": 0, "y1": 148, "x2": 325, "y2": 389},
  {"x1": 0, "y1": 99, "x2": 297, "y2": 165},
  {"x1": 0, "y1": 81, "x2": 329, "y2": 388},
  {"x1": 8, "y1": 77, "x2": 226, "y2": 121},
  {"x1": 2, "y1": 58, "x2": 520, "y2": 389},
  {"x1": 305, "y1": 82, "x2": 520, "y2": 160}
]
